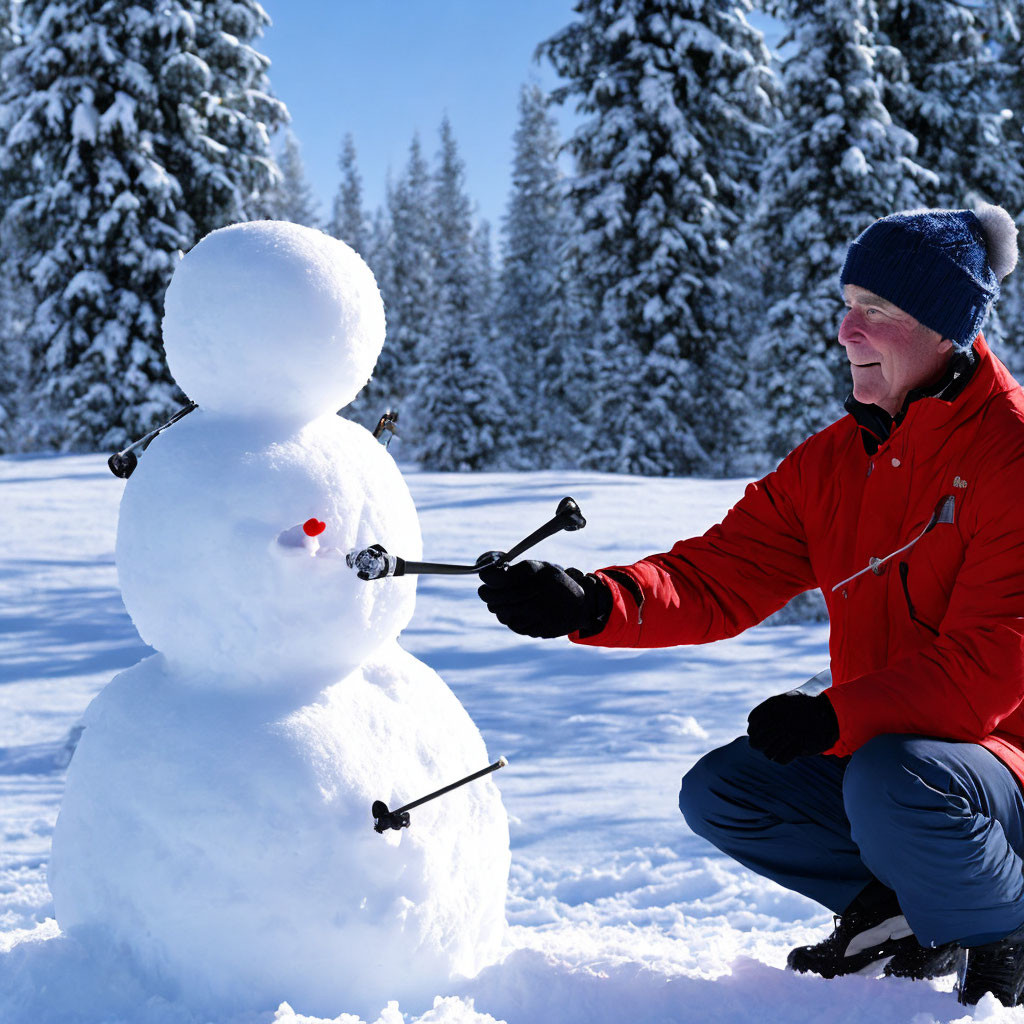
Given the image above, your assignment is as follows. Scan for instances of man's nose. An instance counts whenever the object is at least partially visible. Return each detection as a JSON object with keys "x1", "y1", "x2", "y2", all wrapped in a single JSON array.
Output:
[{"x1": 838, "y1": 310, "x2": 859, "y2": 346}]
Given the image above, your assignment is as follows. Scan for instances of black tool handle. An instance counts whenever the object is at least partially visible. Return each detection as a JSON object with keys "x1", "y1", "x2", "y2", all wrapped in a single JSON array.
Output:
[
  {"x1": 107, "y1": 450, "x2": 139, "y2": 479},
  {"x1": 397, "y1": 558, "x2": 491, "y2": 576},
  {"x1": 108, "y1": 401, "x2": 198, "y2": 478},
  {"x1": 392, "y1": 756, "x2": 508, "y2": 816},
  {"x1": 499, "y1": 497, "x2": 586, "y2": 565},
  {"x1": 371, "y1": 756, "x2": 508, "y2": 833},
  {"x1": 371, "y1": 801, "x2": 410, "y2": 833}
]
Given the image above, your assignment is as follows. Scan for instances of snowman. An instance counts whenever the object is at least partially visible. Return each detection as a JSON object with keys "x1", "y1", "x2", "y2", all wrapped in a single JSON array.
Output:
[{"x1": 48, "y1": 221, "x2": 510, "y2": 1019}]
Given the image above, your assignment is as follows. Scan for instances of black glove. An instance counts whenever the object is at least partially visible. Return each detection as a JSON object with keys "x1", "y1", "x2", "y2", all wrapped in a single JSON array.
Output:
[
  {"x1": 746, "y1": 690, "x2": 839, "y2": 765},
  {"x1": 477, "y1": 560, "x2": 610, "y2": 638}
]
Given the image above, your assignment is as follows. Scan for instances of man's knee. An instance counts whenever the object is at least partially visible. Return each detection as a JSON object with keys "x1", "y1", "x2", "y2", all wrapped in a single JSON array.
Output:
[
  {"x1": 679, "y1": 736, "x2": 756, "y2": 839},
  {"x1": 843, "y1": 734, "x2": 942, "y2": 830}
]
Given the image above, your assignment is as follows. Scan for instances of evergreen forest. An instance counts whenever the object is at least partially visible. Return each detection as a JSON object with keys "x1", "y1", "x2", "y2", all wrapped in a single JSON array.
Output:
[{"x1": 2, "y1": 0, "x2": 1023, "y2": 477}]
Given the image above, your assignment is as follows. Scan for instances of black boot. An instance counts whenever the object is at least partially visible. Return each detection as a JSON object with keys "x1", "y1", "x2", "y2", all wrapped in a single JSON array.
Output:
[
  {"x1": 957, "y1": 937, "x2": 1024, "y2": 1006},
  {"x1": 788, "y1": 880, "x2": 958, "y2": 980},
  {"x1": 884, "y1": 939, "x2": 961, "y2": 979}
]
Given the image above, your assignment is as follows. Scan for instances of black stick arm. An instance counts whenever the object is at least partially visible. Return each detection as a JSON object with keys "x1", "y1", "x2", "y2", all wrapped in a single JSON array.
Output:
[
  {"x1": 349, "y1": 497, "x2": 586, "y2": 580},
  {"x1": 500, "y1": 498, "x2": 586, "y2": 564},
  {"x1": 371, "y1": 757, "x2": 508, "y2": 834},
  {"x1": 108, "y1": 401, "x2": 199, "y2": 478},
  {"x1": 125, "y1": 401, "x2": 198, "y2": 456},
  {"x1": 397, "y1": 560, "x2": 490, "y2": 576},
  {"x1": 392, "y1": 755, "x2": 508, "y2": 815}
]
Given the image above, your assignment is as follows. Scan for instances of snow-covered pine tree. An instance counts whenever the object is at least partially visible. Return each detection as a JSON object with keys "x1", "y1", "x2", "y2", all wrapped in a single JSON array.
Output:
[
  {"x1": 0, "y1": 0, "x2": 285, "y2": 451},
  {"x1": 410, "y1": 117, "x2": 509, "y2": 470},
  {"x1": 376, "y1": 135, "x2": 436, "y2": 437},
  {"x1": 875, "y1": 0, "x2": 1024, "y2": 356},
  {"x1": 978, "y1": 0, "x2": 1024, "y2": 371},
  {"x1": 745, "y1": 0, "x2": 927, "y2": 464},
  {"x1": 322, "y1": 137, "x2": 394, "y2": 427},
  {"x1": 0, "y1": 2, "x2": 194, "y2": 450},
  {"x1": 328, "y1": 133, "x2": 370, "y2": 259},
  {"x1": 365, "y1": 201, "x2": 395, "y2": 302},
  {"x1": 472, "y1": 220, "x2": 496, "y2": 339},
  {"x1": 0, "y1": 0, "x2": 23, "y2": 452},
  {"x1": 495, "y1": 82, "x2": 583, "y2": 470},
  {"x1": 539, "y1": 0, "x2": 776, "y2": 476},
  {"x1": 0, "y1": 0, "x2": 13, "y2": 77},
  {"x1": 346, "y1": 199, "x2": 396, "y2": 430},
  {"x1": 471, "y1": 220, "x2": 495, "y2": 368},
  {"x1": 0, "y1": 271, "x2": 27, "y2": 454},
  {"x1": 270, "y1": 128, "x2": 321, "y2": 227},
  {"x1": 469, "y1": 218, "x2": 515, "y2": 463},
  {"x1": 183, "y1": 0, "x2": 286, "y2": 231},
  {"x1": 877, "y1": 0, "x2": 1022, "y2": 212}
]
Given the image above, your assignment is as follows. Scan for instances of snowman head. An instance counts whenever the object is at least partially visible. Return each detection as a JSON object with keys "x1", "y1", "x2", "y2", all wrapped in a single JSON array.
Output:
[{"x1": 162, "y1": 221, "x2": 384, "y2": 420}]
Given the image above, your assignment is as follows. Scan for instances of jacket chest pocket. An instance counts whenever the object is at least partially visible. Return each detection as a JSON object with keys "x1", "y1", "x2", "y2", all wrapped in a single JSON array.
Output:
[{"x1": 897, "y1": 518, "x2": 966, "y2": 636}]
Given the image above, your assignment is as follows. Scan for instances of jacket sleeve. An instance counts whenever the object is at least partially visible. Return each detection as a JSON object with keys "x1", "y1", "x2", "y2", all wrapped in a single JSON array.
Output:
[
  {"x1": 825, "y1": 436, "x2": 1024, "y2": 753},
  {"x1": 570, "y1": 443, "x2": 819, "y2": 649}
]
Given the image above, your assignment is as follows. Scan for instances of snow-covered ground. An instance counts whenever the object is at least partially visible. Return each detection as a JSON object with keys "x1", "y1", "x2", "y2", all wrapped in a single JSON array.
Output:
[{"x1": 0, "y1": 454, "x2": 1013, "y2": 1022}]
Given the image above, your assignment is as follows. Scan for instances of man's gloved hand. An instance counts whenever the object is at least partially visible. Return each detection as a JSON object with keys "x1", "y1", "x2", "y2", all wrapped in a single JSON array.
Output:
[
  {"x1": 477, "y1": 560, "x2": 609, "y2": 638},
  {"x1": 746, "y1": 690, "x2": 840, "y2": 764}
]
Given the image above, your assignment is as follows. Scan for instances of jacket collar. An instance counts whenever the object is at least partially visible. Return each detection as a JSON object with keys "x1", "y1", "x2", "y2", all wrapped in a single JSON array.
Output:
[{"x1": 845, "y1": 338, "x2": 984, "y2": 455}]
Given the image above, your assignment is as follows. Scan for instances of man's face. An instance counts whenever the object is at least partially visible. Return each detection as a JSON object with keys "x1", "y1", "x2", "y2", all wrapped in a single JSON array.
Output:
[{"x1": 839, "y1": 284, "x2": 954, "y2": 416}]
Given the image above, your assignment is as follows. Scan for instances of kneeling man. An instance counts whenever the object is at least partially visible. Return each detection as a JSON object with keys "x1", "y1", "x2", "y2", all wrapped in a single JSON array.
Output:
[{"x1": 480, "y1": 205, "x2": 1024, "y2": 1007}]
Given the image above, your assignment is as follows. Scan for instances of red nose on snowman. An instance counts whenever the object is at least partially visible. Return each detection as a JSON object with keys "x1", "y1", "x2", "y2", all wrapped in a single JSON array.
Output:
[
  {"x1": 303, "y1": 518, "x2": 327, "y2": 537},
  {"x1": 276, "y1": 517, "x2": 330, "y2": 555}
]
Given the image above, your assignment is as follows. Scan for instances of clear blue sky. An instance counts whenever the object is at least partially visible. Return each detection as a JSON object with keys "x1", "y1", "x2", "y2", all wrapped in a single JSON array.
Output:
[
  {"x1": 259, "y1": 3, "x2": 781, "y2": 237},
  {"x1": 259, "y1": 1, "x2": 579, "y2": 234}
]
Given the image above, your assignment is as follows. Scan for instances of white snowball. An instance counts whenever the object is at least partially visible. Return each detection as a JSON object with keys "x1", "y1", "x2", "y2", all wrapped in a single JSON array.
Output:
[
  {"x1": 162, "y1": 221, "x2": 386, "y2": 419},
  {"x1": 116, "y1": 411, "x2": 421, "y2": 690},
  {"x1": 50, "y1": 644, "x2": 510, "y2": 1020},
  {"x1": 975, "y1": 203, "x2": 1019, "y2": 280}
]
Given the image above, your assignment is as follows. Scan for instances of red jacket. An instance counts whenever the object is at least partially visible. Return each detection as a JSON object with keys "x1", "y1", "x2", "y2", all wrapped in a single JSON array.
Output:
[{"x1": 572, "y1": 335, "x2": 1024, "y2": 783}]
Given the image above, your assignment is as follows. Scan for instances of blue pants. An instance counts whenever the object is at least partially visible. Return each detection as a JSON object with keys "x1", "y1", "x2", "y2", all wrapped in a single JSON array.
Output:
[{"x1": 678, "y1": 733, "x2": 1024, "y2": 946}]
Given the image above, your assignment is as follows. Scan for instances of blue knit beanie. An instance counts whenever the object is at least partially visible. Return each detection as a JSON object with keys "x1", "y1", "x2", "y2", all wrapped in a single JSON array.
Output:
[{"x1": 840, "y1": 204, "x2": 1019, "y2": 351}]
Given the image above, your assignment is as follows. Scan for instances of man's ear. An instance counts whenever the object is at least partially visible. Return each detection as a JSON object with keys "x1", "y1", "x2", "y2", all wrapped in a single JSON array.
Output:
[{"x1": 938, "y1": 338, "x2": 954, "y2": 355}]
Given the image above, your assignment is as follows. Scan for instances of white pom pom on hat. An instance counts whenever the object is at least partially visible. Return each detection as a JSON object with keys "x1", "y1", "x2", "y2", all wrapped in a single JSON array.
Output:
[{"x1": 975, "y1": 202, "x2": 1019, "y2": 281}]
